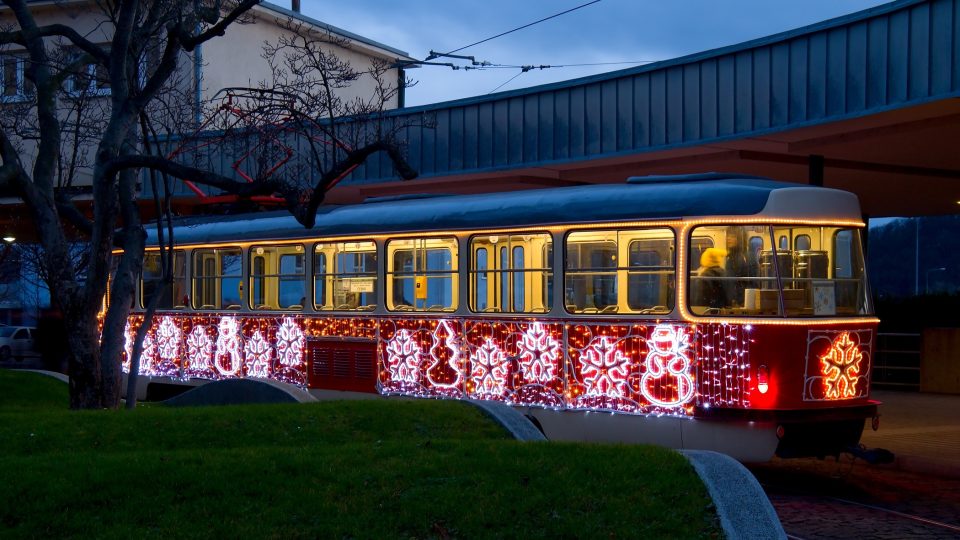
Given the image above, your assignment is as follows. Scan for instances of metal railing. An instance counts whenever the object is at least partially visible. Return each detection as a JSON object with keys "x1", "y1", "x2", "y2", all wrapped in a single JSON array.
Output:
[{"x1": 872, "y1": 332, "x2": 921, "y2": 391}]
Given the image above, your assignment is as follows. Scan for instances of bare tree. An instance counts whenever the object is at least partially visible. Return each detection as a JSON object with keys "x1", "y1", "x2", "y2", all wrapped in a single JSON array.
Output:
[
  {"x1": 173, "y1": 19, "x2": 421, "y2": 226},
  {"x1": 0, "y1": 0, "x2": 417, "y2": 409}
]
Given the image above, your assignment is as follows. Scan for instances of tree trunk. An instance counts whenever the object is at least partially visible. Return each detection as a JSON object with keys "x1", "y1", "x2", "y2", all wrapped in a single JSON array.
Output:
[{"x1": 66, "y1": 313, "x2": 105, "y2": 409}]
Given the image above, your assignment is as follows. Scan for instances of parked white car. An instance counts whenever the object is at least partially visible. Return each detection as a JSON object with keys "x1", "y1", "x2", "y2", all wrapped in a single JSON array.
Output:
[{"x1": 0, "y1": 326, "x2": 37, "y2": 361}]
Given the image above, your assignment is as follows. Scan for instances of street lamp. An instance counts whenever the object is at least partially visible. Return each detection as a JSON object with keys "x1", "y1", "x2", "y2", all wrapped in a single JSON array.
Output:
[
  {"x1": 926, "y1": 267, "x2": 947, "y2": 295},
  {"x1": 1, "y1": 236, "x2": 13, "y2": 243}
]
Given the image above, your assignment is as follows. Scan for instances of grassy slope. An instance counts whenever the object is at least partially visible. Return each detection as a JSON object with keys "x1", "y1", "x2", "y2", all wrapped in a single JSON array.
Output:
[{"x1": 0, "y1": 370, "x2": 720, "y2": 539}]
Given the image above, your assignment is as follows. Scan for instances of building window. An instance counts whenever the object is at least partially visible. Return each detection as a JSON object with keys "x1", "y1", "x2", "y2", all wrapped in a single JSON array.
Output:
[
  {"x1": 68, "y1": 62, "x2": 111, "y2": 96},
  {"x1": 387, "y1": 237, "x2": 457, "y2": 312},
  {"x1": 1, "y1": 54, "x2": 33, "y2": 102},
  {"x1": 314, "y1": 241, "x2": 377, "y2": 311},
  {"x1": 469, "y1": 233, "x2": 552, "y2": 313}
]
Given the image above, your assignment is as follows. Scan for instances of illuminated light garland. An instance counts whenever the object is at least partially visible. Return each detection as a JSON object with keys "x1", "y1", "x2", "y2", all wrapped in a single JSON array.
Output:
[
  {"x1": 185, "y1": 325, "x2": 214, "y2": 376},
  {"x1": 579, "y1": 336, "x2": 631, "y2": 399},
  {"x1": 384, "y1": 329, "x2": 422, "y2": 383},
  {"x1": 244, "y1": 330, "x2": 273, "y2": 378},
  {"x1": 694, "y1": 323, "x2": 752, "y2": 409},
  {"x1": 214, "y1": 316, "x2": 243, "y2": 377},
  {"x1": 425, "y1": 319, "x2": 464, "y2": 394},
  {"x1": 819, "y1": 332, "x2": 863, "y2": 399},
  {"x1": 468, "y1": 338, "x2": 509, "y2": 398},
  {"x1": 119, "y1": 311, "x2": 871, "y2": 419},
  {"x1": 517, "y1": 322, "x2": 561, "y2": 385},
  {"x1": 142, "y1": 216, "x2": 864, "y2": 253},
  {"x1": 640, "y1": 324, "x2": 695, "y2": 408}
]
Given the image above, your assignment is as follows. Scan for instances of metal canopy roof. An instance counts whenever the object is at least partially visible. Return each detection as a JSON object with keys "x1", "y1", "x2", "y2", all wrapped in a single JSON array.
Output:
[{"x1": 317, "y1": 0, "x2": 960, "y2": 218}]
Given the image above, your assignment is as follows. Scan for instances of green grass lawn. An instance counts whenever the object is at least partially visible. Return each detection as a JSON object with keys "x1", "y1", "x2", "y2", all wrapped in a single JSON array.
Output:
[{"x1": 0, "y1": 370, "x2": 720, "y2": 539}]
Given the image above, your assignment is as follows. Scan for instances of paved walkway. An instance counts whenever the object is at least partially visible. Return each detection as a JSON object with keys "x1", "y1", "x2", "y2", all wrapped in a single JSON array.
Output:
[{"x1": 861, "y1": 390, "x2": 960, "y2": 478}]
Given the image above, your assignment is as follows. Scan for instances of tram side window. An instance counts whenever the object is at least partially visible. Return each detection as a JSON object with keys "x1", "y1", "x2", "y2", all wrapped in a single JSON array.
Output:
[
  {"x1": 565, "y1": 228, "x2": 674, "y2": 314},
  {"x1": 314, "y1": 241, "x2": 377, "y2": 311},
  {"x1": 627, "y1": 239, "x2": 674, "y2": 312},
  {"x1": 248, "y1": 245, "x2": 305, "y2": 310},
  {"x1": 469, "y1": 233, "x2": 553, "y2": 313},
  {"x1": 387, "y1": 237, "x2": 457, "y2": 312},
  {"x1": 833, "y1": 229, "x2": 871, "y2": 315},
  {"x1": 192, "y1": 247, "x2": 242, "y2": 310},
  {"x1": 140, "y1": 250, "x2": 186, "y2": 309}
]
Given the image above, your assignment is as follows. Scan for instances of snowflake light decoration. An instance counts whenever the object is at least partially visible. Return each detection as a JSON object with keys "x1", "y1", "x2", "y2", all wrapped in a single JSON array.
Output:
[
  {"x1": 385, "y1": 329, "x2": 421, "y2": 383},
  {"x1": 640, "y1": 324, "x2": 694, "y2": 408},
  {"x1": 185, "y1": 325, "x2": 214, "y2": 374},
  {"x1": 137, "y1": 334, "x2": 157, "y2": 376},
  {"x1": 580, "y1": 336, "x2": 632, "y2": 398},
  {"x1": 156, "y1": 316, "x2": 182, "y2": 363},
  {"x1": 819, "y1": 332, "x2": 863, "y2": 399},
  {"x1": 517, "y1": 322, "x2": 561, "y2": 385},
  {"x1": 469, "y1": 338, "x2": 509, "y2": 398},
  {"x1": 275, "y1": 317, "x2": 304, "y2": 367},
  {"x1": 214, "y1": 316, "x2": 243, "y2": 377},
  {"x1": 244, "y1": 330, "x2": 273, "y2": 378}
]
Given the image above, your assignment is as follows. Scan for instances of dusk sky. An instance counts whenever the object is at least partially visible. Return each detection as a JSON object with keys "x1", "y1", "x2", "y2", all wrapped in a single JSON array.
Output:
[{"x1": 304, "y1": 0, "x2": 893, "y2": 107}]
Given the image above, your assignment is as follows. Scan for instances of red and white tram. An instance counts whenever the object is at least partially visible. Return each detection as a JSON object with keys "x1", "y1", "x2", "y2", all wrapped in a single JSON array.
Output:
[{"x1": 124, "y1": 174, "x2": 878, "y2": 461}]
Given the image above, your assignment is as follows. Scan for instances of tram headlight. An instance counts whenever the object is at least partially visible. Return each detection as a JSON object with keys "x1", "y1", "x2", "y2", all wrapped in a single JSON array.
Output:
[{"x1": 757, "y1": 365, "x2": 770, "y2": 394}]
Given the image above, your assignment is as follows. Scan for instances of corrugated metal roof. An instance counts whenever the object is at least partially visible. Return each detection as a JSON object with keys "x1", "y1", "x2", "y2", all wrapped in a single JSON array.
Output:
[
  {"x1": 341, "y1": 0, "x2": 959, "y2": 185},
  {"x1": 151, "y1": 0, "x2": 959, "y2": 201}
]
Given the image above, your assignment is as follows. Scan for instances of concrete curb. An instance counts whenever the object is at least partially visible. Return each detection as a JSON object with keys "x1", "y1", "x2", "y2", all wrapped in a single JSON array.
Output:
[
  {"x1": 163, "y1": 378, "x2": 317, "y2": 407},
  {"x1": 18, "y1": 369, "x2": 69, "y2": 384},
  {"x1": 681, "y1": 450, "x2": 786, "y2": 540},
  {"x1": 465, "y1": 400, "x2": 547, "y2": 441}
]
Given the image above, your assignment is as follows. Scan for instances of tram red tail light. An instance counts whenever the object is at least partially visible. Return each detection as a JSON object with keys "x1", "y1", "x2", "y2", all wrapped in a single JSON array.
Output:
[{"x1": 757, "y1": 365, "x2": 770, "y2": 394}]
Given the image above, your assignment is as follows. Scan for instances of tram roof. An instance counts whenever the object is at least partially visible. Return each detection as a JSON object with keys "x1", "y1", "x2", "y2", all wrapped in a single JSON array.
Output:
[{"x1": 153, "y1": 175, "x2": 862, "y2": 246}]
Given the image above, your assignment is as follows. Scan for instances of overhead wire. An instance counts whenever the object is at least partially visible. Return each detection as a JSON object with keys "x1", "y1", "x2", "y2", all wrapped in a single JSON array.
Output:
[
  {"x1": 487, "y1": 71, "x2": 526, "y2": 94},
  {"x1": 483, "y1": 60, "x2": 658, "y2": 94},
  {"x1": 427, "y1": 0, "x2": 602, "y2": 59},
  {"x1": 411, "y1": 0, "x2": 661, "y2": 94}
]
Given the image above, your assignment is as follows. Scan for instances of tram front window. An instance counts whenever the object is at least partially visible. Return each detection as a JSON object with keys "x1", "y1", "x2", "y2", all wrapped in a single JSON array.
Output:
[{"x1": 688, "y1": 225, "x2": 872, "y2": 317}]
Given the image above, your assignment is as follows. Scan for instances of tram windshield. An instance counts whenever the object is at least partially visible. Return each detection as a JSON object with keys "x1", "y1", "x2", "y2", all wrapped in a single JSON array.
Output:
[{"x1": 688, "y1": 224, "x2": 872, "y2": 317}]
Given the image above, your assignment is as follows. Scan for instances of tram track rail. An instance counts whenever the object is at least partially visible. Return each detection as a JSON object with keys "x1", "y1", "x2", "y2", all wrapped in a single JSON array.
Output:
[
  {"x1": 823, "y1": 496, "x2": 960, "y2": 535},
  {"x1": 759, "y1": 479, "x2": 960, "y2": 539}
]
